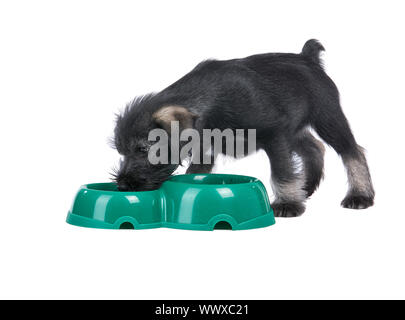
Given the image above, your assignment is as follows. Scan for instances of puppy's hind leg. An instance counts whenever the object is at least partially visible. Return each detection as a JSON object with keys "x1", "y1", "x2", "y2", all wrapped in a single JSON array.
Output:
[
  {"x1": 340, "y1": 149, "x2": 374, "y2": 209},
  {"x1": 313, "y1": 103, "x2": 375, "y2": 209},
  {"x1": 293, "y1": 129, "x2": 325, "y2": 197},
  {"x1": 264, "y1": 136, "x2": 307, "y2": 217}
]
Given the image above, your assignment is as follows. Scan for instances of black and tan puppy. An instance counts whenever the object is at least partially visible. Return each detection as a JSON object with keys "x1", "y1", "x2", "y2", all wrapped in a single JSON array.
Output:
[{"x1": 113, "y1": 39, "x2": 374, "y2": 217}]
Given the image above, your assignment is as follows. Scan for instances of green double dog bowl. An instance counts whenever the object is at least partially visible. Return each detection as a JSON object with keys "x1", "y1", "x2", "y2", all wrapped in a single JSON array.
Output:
[{"x1": 66, "y1": 174, "x2": 275, "y2": 231}]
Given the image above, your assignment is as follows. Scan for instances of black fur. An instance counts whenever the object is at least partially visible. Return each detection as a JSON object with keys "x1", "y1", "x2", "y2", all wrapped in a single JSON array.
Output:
[{"x1": 113, "y1": 39, "x2": 375, "y2": 216}]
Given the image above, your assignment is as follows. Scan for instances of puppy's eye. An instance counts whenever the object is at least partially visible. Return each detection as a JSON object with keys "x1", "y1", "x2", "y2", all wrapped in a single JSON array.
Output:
[{"x1": 138, "y1": 146, "x2": 149, "y2": 153}]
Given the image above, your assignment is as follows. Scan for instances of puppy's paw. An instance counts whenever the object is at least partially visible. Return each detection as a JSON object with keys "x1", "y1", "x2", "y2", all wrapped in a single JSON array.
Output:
[
  {"x1": 271, "y1": 201, "x2": 306, "y2": 217},
  {"x1": 341, "y1": 194, "x2": 374, "y2": 209}
]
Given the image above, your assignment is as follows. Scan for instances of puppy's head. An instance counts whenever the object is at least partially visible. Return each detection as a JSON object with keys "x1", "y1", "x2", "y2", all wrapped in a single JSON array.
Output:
[{"x1": 112, "y1": 96, "x2": 196, "y2": 191}]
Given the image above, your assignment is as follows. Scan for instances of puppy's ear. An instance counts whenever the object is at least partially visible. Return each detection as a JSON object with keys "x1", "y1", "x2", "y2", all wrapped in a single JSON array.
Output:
[{"x1": 152, "y1": 106, "x2": 197, "y2": 133}]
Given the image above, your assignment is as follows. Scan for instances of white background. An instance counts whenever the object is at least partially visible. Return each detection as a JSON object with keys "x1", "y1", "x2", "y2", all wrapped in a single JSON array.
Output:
[{"x1": 1, "y1": 0, "x2": 404, "y2": 299}]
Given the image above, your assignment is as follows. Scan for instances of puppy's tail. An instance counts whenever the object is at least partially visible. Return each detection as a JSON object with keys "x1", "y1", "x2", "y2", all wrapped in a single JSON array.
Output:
[{"x1": 301, "y1": 39, "x2": 325, "y2": 66}]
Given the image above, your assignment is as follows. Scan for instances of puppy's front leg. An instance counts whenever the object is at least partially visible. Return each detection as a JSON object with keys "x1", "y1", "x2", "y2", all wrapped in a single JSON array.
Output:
[
  {"x1": 186, "y1": 143, "x2": 216, "y2": 174},
  {"x1": 264, "y1": 136, "x2": 307, "y2": 217},
  {"x1": 186, "y1": 163, "x2": 215, "y2": 174}
]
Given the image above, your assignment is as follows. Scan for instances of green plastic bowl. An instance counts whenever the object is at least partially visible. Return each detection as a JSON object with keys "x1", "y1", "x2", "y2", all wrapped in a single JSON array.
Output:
[{"x1": 66, "y1": 174, "x2": 275, "y2": 231}]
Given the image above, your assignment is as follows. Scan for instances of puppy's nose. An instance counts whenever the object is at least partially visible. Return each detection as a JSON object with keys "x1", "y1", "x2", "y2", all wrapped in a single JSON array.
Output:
[{"x1": 117, "y1": 182, "x2": 130, "y2": 191}]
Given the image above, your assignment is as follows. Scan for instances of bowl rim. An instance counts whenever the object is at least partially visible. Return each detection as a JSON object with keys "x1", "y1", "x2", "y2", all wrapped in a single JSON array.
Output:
[
  {"x1": 164, "y1": 173, "x2": 260, "y2": 186},
  {"x1": 80, "y1": 173, "x2": 260, "y2": 194},
  {"x1": 82, "y1": 182, "x2": 160, "y2": 195}
]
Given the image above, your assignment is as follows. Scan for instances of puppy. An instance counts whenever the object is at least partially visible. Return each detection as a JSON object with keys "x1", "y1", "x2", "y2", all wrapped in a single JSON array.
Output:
[{"x1": 113, "y1": 39, "x2": 374, "y2": 217}]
